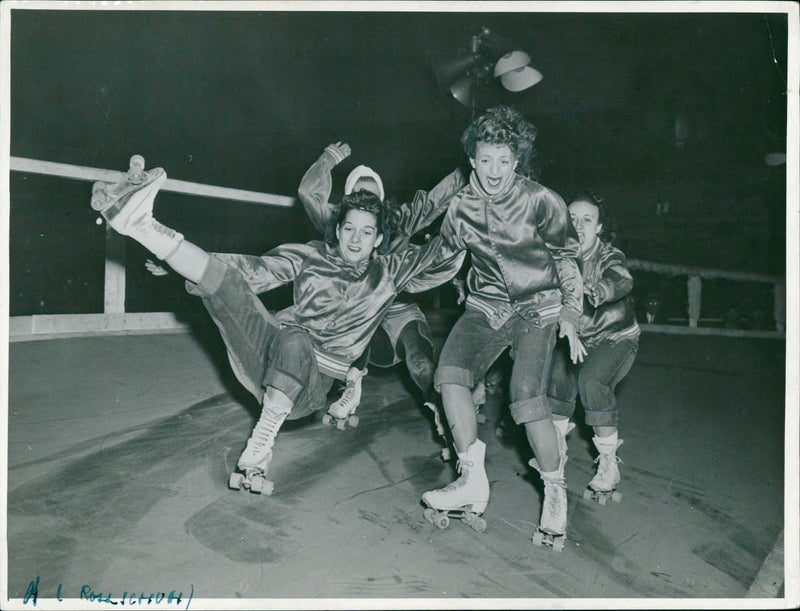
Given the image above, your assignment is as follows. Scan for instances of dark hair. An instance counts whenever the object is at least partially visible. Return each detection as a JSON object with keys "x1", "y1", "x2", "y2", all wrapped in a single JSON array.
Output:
[
  {"x1": 325, "y1": 190, "x2": 393, "y2": 254},
  {"x1": 461, "y1": 105, "x2": 538, "y2": 177}
]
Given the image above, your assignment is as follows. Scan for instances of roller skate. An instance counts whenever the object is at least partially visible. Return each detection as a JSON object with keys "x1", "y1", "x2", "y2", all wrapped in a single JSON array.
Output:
[
  {"x1": 422, "y1": 440, "x2": 489, "y2": 533},
  {"x1": 583, "y1": 436, "x2": 623, "y2": 505},
  {"x1": 424, "y1": 401, "x2": 451, "y2": 461},
  {"x1": 322, "y1": 367, "x2": 366, "y2": 430},
  {"x1": 91, "y1": 155, "x2": 166, "y2": 224},
  {"x1": 530, "y1": 456, "x2": 568, "y2": 552},
  {"x1": 472, "y1": 381, "x2": 487, "y2": 424},
  {"x1": 229, "y1": 399, "x2": 290, "y2": 496},
  {"x1": 90, "y1": 155, "x2": 183, "y2": 261}
]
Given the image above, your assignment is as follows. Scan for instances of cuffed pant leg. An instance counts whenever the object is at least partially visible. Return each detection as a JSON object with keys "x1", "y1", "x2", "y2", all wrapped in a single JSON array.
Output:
[
  {"x1": 579, "y1": 340, "x2": 637, "y2": 428},
  {"x1": 508, "y1": 321, "x2": 557, "y2": 424},
  {"x1": 264, "y1": 327, "x2": 333, "y2": 420},
  {"x1": 434, "y1": 309, "x2": 507, "y2": 393}
]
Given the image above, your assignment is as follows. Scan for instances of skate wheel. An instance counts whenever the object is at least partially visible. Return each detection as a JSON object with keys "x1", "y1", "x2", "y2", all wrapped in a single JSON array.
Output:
[
  {"x1": 336, "y1": 418, "x2": 347, "y2": 431},
  {"x1": 440, "y1": 447, "x2": 451, "y2": 461},
  {"x1": 473, "y1": 517, "x2": 487, "y2": 533},
  {"x1": 583, "y1": 488, "x2": 593, "y2": 501},
  {"x1": 611, "y1": 491, "x2": 622, "y2": 503},
  {"x1": 434, "y1": 514, "x2": 450, "y2": 529},
  {"x1": 532, "y1": 530, "x2": 544, "y2": 547},
  {"x1": 423, "y1": 507, "x2": 436, "y2": 524},
  {"x1": 462, "y1": 512, "x2": 474, "y2": 526},
  {"x1": 348, "y1": 415, "x2": 359, "y2": 428},
  {"x1": 261, "y1": 479, "x2": 274, "y2": 496},
  {"x1": 598, "y1": 494, "x2": 608, "y2": 506},
  {"x1": 553, "y1": 536, "x2": 565, "y2": 552},
  {"x1": 495, "y1": 427, "x2": 504, "y2": 439},
  {"x1": 229, "y1": 472, "x2": 244, "y2": 490},
  {"x1": 251, "y1": 476, "x2": 264, "y2": 494},
  {"x1": 322, "y1": 413, "x2": 332, "y2": 426},
  {"x1": 476, "y1": 412, "x2": 486, "y2": 425}
]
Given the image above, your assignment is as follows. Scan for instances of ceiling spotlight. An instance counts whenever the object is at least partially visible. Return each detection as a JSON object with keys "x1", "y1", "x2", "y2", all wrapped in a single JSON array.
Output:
[
  {"x1": 432, "y1": 27, "x2": 542, "y2": 111},
  {"x1": 494, "y1": 51, "x2": 543, "y2": 91}
]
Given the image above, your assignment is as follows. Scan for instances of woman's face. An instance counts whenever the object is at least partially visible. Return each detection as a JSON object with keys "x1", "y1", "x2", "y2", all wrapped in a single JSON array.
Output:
[
  {"x1": 470, "y1": 142, "x2": 518, "y2": 196},
  {"x1": 568, "y1": 199, "x2": 602, "y2": 255},
  {"x1": 335, "y1": 208, "x2": 383, "y2": 264}
]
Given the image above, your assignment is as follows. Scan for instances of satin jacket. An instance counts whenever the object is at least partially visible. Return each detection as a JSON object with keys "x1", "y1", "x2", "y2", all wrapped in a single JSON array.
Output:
[
  {"x1": 440, "y1": 172, "x2": 583, "y2": 329},
  {"x1": 297, "y1": 147, "x2": 466, "y2": 288},
  {"x1": 578, "y1": 239, "x2": 640, "y2": 348},
  {"x1": 213, "y1": 238, "x2": 464, "y2": 368}
]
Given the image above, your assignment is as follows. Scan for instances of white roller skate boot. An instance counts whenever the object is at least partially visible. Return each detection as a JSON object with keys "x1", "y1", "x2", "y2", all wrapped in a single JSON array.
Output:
[
  {"x1": 472, "y1": 381, "x2": 487, "y2": 424},
  {"x1": 422, "y1": 439, "x2": 489, "y2": 533},
  {"x1": 530, "y1": 455, "x2": 568, "y2": 552},
  {"x1": 425, "y1": 401, "x2": 451, "y2": 461},
  {"x1": 584, "y1": 434, "x2": 623, "y2": 505},
  {"x1": 323, "y1": 367, "x2": 367, "y2": 430},
  {"x1": 91, "y1": 156, "x2": 183, "y2": 261},
  {"x1": 229, "y1": 400, "x2": 291, "y2": 496}
]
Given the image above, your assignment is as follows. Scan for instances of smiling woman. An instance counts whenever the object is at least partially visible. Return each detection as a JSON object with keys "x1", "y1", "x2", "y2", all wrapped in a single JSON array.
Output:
[{"x1": 90, "y1": 159, "x2": 464, "y2": 496}]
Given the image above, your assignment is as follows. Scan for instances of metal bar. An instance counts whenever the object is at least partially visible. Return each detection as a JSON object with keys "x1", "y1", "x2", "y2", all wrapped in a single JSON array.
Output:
[{"x1": 10, "y1": 155, "x2": 296, "y2": 208}]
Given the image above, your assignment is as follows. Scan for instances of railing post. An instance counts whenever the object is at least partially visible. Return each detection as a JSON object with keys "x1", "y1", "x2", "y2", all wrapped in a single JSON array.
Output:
[
  {"x1": 687, "y1": 275, "x2": 702, "y2": 328},
  {"x1": 104, "y1": 225, "x2": 127, "y2": 314}
]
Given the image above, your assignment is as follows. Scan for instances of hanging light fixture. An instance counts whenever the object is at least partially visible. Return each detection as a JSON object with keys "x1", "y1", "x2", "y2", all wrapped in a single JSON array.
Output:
[{"x1": 432, "y1": 27, "x2": 542, "y2": 112}]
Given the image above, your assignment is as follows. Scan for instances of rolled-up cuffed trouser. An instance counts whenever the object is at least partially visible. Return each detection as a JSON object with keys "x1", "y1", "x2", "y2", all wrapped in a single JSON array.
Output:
[
  {"x1": 185, "y1": 254, "x2": 334, "y2": 420},
  {"x1": 548, "y1": 338, "x2": 638, "y2": 427},
  {"x1": 434, "y1": 308, "x2": 557, "y2": 425}
]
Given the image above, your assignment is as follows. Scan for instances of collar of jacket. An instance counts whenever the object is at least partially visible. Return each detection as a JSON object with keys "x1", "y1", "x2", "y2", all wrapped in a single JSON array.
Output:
[
  {"x1": 324, "y1": 243, "x2": 372, "y2": 277},
  {"x1": 583, "y1": 238, "x2": 601, "y2": 260},
  {"x1": 468, "y1": 171, "x2": 518, "y2": 200}
]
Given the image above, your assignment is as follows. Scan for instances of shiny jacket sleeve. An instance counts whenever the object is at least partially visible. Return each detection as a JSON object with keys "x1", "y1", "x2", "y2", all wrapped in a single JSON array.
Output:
[
  {"x1": 395, "y1": 168, "x2": 466, "y2": 238},
  {"x1": 590, "y1": 245, "x2": 634, "y2": 306},
  {"x1": 213, "y1": 243, "x2": 318, "y2": 295},
  {"x1": 387, "y1": 236, "x2": 466, "y2": 294},
  {"x1": 297, "y1": 149, "x2": 338, "y2": 235},
  {"x1": 534, "y1": 192, "x2": 583, "y2": 324}
]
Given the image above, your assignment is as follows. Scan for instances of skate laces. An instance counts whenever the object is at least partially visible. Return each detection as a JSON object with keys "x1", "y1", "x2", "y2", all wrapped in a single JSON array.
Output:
[
  {"x1": 594, "y1": 453, "x2": 621, "y2": 477},
  {"x1": 250, "y1": 407, "x2": 287, "y2": 449},
  {"x1": 542, "y1": 479, "x2": 566, "y2": 514},
  {"x1": 436, "y1": 459, "x2": 472, "y2": 493}
]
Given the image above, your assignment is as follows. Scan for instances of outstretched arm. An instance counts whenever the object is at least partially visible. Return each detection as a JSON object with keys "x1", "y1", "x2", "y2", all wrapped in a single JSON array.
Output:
[
  {"x1": 212, "y1": 242, "x2": 318, "y2": 295},
  {"x1": 536, "y1": 192, "x2": 585, "y2": 363},
  {"x1": 297, "y1": 142, "x2": 351, "y2": 234},
  {"x1": 394, "y1": 168, "x2": 466, "y2": 238}
]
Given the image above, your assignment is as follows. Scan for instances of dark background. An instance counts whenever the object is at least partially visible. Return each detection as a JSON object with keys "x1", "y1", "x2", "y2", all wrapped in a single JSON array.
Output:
[{"x1": 7, "y1": 7, "x2": 789, "y2": 319}]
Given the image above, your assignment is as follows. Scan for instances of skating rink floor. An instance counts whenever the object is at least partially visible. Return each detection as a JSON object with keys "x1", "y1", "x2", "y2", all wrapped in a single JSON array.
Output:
[{"x1": 4, "y1": 310, "x2": 792, "y2": 608}]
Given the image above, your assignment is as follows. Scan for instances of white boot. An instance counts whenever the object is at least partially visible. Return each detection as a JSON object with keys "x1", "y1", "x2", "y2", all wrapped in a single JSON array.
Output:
[
  {"x1": 422, "y1": 439, "x2": 489, "y2": 513},
  {"x1": 92, "y1": 159, "x2": 183, "y2": 260},
  {"x1": 588, "y1": 434, "x2": 623, "y2": 492},
  {"x1": 529, "y1": 456, "x2": 568, "y2": 536},
  {"x1": 237, "y1": 399, "x2": 291, "y2": 472},
  {"x1": 328, "y1": 367, "x2": 367, "y2": 419}
]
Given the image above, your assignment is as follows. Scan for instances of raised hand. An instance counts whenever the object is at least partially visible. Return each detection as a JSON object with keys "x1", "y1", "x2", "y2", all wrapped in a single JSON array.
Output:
[{"x1": 324, "y1": 141, "x2": 351, "y2": 165}]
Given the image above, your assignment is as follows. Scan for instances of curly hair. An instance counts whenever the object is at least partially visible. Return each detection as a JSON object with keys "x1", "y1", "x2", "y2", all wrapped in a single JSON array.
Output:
[
  {"x1": 324, "y1": 190, "x2": 393, "y2": 255},
  {"x1": 461, "y1": 105, "x2": 538, "y2": 177}
]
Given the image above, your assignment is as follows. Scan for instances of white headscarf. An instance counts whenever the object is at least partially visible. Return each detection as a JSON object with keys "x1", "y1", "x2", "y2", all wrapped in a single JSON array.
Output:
[{"x1": 344, "y1": 165, "x2": 385, "y2": 202}]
